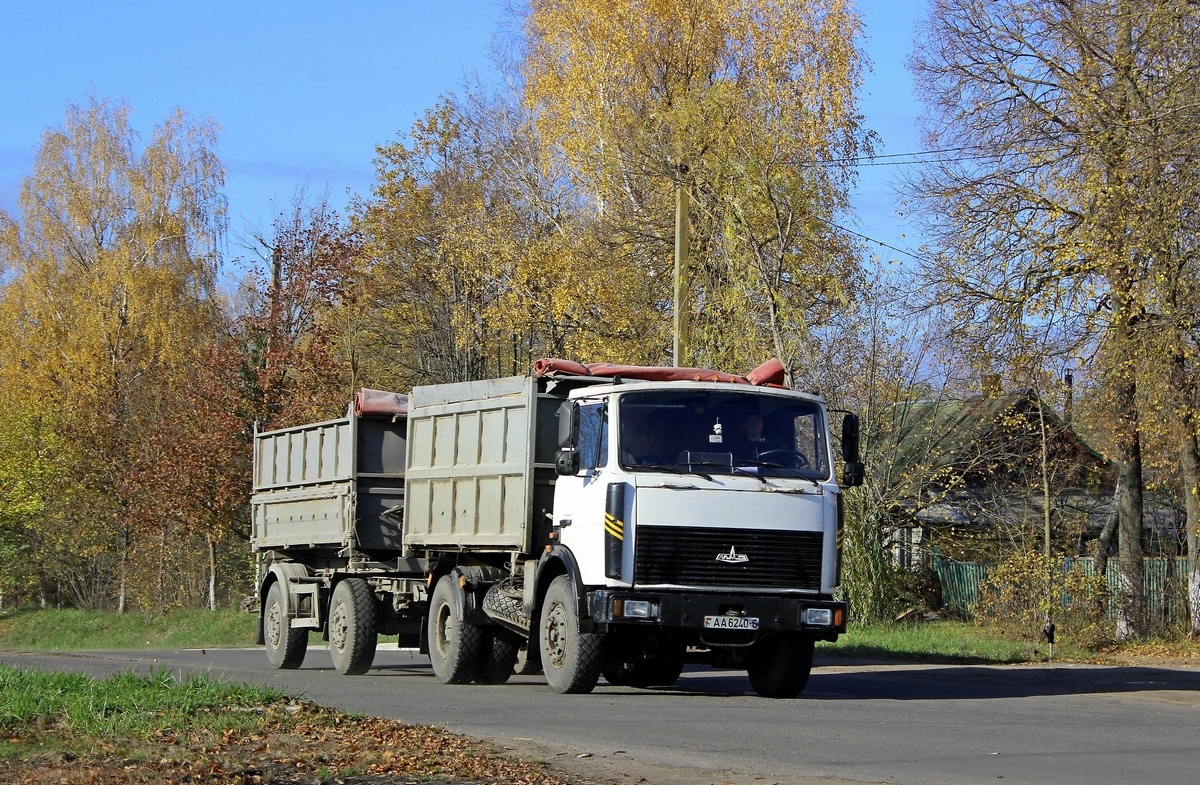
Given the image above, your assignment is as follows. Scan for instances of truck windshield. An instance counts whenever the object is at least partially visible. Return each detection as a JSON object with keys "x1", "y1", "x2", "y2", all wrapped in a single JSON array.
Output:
[{"x1": 618, "y1": 389, "x2": 830, "y2": 480}]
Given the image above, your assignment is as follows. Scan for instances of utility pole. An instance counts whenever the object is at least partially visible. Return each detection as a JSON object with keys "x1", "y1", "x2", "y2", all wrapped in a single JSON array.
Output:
[{"x1": 672, "y1": 163, "x2": 690, "y2": 367}]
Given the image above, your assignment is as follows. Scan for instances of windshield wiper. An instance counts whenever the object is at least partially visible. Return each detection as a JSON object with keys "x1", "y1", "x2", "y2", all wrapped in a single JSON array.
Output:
[
  {"x1": 639, "y1": 462, "x2": 715, "y2": 481},
  {"x1": 630, "y1": 462, "x2": 712, "y2": 480},
  {"x1": 752, "y1": 460, "x2": 822, "y2": 488},
  {"x1": 728, "y1": 465, "x2": 767, "y2": 484}
]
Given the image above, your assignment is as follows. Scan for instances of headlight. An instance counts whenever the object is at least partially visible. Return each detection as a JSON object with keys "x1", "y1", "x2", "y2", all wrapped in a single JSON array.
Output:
[
  {"x1": 622, "y1": 599, "x2": 655, "y2": 618},
  {"x1": 803, "y1": 607, "x2": 833, "y2": 626},
  {"x1": 613, "y1": 598, "x2": 657, "y2": 619}
]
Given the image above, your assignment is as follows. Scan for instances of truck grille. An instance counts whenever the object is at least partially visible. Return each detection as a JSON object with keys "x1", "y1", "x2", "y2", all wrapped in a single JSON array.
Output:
[{"x1": 634, "y1": 526, "x2": 824, "y2": 591}]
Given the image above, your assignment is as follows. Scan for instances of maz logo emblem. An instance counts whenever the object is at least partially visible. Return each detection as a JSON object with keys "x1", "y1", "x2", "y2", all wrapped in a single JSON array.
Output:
[{"x1": 715, "y1": 546, "x2": 750, "y2": 564}]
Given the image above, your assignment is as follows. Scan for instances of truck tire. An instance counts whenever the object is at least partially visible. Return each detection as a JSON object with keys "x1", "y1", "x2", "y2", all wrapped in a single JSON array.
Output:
[
  {"x1": 746, "y1": 634, "x2": 814, "y2": 698},
  {"x1": 475, "y1": 628, "x2": 520, "y2": 685},
  {"x1": 264, "y1": 582, "x2": 308, "y2": 669},
  {"x1": 482, "y1": 578, "x2": 530, "y2": 631},
  {"x1": 428, "y1": 575, "x2": 485, "y2": 684},
  {"x1": 603, "y1": 656, "x2": 685, "y2": 688},
  {"x1": 329, "y1": 578, "x2": 377, "y2": 675},
  {"x1": 514, "y1": 639, "x2": 543, "y2": 676},
  {"x1": 602, "y1": 639, "x2": 685, "y2": 688},
  {"x1": 539, "y1": 575, "x2": 602, "y2": 694}
]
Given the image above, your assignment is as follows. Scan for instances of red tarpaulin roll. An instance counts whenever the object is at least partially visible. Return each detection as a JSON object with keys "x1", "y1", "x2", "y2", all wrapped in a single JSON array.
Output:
[
  {"x1": 532, "y1": 357, "x2": 592, "y2": 377},
  {"x1": 747, "y1": 357, "x2": 786, "y2": 387},
  {"x1": 354, "y1": 388, "x2": 409, "y2": 417}
]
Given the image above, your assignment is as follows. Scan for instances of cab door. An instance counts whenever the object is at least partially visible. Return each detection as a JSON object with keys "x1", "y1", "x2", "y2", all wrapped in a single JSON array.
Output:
[{"x1": 552, "y1": 400, "x2": 619, "y2": 585}]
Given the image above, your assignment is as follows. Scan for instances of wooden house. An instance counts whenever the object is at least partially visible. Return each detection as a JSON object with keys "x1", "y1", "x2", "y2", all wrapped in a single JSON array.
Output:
[{"x1": 878, "y1": 388, "x2": 1116, "y2": 565}]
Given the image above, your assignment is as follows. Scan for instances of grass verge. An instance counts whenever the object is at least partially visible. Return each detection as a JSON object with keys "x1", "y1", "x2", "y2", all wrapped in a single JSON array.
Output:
[
  {"x1": 821, "y1": 620, "x2": 1089, "y2": 663},
  {"x1": 0, "y1": 665, "x2": 582, "y2": 784},
  {"x1": 0, "y1": 608, "x2": 259, "y2": 651}
]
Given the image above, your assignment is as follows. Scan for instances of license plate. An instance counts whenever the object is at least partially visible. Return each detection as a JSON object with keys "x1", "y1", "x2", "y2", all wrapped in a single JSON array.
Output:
[{"x1": 704, "y1": 615, "x2": 759, "y2": 630}]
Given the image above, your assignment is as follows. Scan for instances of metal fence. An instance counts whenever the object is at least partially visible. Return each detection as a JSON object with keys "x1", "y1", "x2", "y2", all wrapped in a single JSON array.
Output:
[{"x1": 933, "y1": 555, "x2": 1193, "y2": 626}]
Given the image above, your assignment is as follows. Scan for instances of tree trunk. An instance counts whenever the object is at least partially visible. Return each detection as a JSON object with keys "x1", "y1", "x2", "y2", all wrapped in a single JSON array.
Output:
[
  {"x1": 1191, "y1": 508, "x2": 1200, "y2": 639},
  {"x1": 208, "y1": 534, "x2": 218, "y2": 612},
  {"x1": 1112, "y1": 371, "x2": 1146, "y2": 640},
  {"x1": 117, "y1": 543, "x2": 127, "y2": 614},
  {"x1": 1171, "y1": 350, "x2": 1200, "y2": 636}
]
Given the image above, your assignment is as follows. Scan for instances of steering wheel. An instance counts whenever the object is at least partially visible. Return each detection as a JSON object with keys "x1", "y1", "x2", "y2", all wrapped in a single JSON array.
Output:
[{"x1": 758, "y1": 448, "x2": 810, "y2": 470}]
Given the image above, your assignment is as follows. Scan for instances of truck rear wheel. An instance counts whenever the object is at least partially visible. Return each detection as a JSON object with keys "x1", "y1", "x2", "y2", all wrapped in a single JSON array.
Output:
[
  {"x1": 746, "y1": 634, "x2": 814, "y2": 698},
  {"x1": 602, "y1": 639, "x2": 685, "y2": 688},
  {"x1": 603, "y1": 656, "x2": 685, "y2": 688},
  {"x1": 428, "y1": 575, "x2": 485, "y2": 684},
  {"x1": 329, "y1": 578, "x2": 377, "y2": 675},
  {"x1": 514, "y1": 639, "x2": 543, "y2": 676},
  {"x1": 539, "y1": 575, "x2": 602, "y2": 694},
  {"x1": 264, "y1": 582, "x2": 308, "y2": 669},
  {"x1": 475, "y1": 628, "x2": 520, "y2": 684}
]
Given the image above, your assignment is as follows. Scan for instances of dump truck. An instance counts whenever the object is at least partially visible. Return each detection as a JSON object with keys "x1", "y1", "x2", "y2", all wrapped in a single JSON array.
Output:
[{"x1": 251, "y1": 359, "x2": 864, "y2": 697}]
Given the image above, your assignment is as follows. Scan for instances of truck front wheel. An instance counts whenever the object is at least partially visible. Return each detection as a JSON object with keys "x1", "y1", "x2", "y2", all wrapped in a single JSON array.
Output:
[
  {"x1": 746, "y1": 634, "x2": 815, "y2": 698},
  {"x1": 539, "y1": 575, "x2": 602, "y2": 694},
  {"x1": 264, "y1": 582, "x2": 308, "y2": 669},
  {"x1": 329, "y1": 578, "x2": 378, "y2": 675},
  {"x1": 428, "y1": 575, "x2": 485, "y2": 684}
]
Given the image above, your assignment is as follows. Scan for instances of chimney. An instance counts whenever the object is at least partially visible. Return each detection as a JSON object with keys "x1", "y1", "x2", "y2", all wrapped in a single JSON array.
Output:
[{"x1": 1063, "y1": 370, "x2": 1073, "y2": 423}]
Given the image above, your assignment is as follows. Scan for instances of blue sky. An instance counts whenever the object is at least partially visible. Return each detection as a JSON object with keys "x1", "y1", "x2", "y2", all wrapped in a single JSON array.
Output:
[{"x1": 0, "y1": 1, "x2": 925, "y2": 263}]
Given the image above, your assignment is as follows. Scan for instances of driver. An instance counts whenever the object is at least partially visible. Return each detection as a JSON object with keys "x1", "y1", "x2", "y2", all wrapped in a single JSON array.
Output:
[{"x1": 733, "y1": 413, "x2": 772, "y2": 460}]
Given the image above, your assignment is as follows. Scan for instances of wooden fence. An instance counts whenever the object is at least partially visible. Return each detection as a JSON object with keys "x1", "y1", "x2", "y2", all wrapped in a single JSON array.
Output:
[{"x1": 933, "y1": 555, "x2": 1193, "y2": 627}]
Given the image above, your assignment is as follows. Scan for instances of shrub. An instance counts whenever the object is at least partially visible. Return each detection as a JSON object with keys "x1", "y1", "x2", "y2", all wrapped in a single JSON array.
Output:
[{"x1": 974, "y1": 550, "x2": 1110, "y2": 649}]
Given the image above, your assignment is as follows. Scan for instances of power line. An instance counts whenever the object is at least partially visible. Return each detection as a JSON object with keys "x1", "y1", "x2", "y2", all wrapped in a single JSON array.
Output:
[
  {"x1": 786, "y1": 139, "x2": 1066, "y2": 170},
  {"x1": 821, "y1": 216, "x2": 937, "y2": 266}
]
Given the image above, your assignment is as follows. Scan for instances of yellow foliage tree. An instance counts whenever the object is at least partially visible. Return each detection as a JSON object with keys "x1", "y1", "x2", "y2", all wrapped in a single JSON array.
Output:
[
  {"x1": 522, "y1": 0, "x2": 870, "y2": 379},
  {"x1": 0, "y1": 96, "x2": 227, "y2": 610},
  {"x1": 354, "y1": 85, "x2": 664, "y2": 385}
]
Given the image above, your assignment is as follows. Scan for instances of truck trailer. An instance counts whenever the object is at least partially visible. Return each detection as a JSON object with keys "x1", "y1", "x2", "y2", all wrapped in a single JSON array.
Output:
[{"x1": 252, "y1": 359, "x2": 864, "y2": 697}]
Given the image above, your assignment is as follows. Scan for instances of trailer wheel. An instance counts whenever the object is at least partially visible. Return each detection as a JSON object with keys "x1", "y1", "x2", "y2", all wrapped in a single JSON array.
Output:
[
  {"x1": 329, "y1": 578, "x2": 378, "y2": 675},
  {"x1": 428, "y1": 575, "x2": 485, "y2": 684},
  {"x1": 746, "y1": 634, "x2": 814, "y2": 698},
  {"x1": 264, "y1": 582, "x2": 308, "y2": 669},
  {"x1": 475, "y1": 628, "x2": 520, "y2": 684},
  {"x1": 539, "y1": 575, "x2": 602, "y2": 694}
]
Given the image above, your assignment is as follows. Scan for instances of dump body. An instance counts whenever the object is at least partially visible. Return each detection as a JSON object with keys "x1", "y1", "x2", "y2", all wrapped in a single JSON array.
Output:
[
  {"x1": 251, "y1": 405, "x2": 407, "y2": 557},
  {"x1": 402, "y1": 374, "x2": 569, "y2": 555}
]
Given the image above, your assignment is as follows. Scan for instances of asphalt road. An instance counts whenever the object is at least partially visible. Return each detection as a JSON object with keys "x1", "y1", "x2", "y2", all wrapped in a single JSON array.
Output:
[{"x1": 3, "y1": 645, "x2": 1198, "y2": 785}]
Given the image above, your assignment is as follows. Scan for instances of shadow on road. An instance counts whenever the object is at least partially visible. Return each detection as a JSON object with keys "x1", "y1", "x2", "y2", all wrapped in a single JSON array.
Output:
[
  {"x1": 4, "y1": 648, "x2": 1197, "y2": 705},
  {"x1": 663, "y1": 661, "x2": 1200, "y2": 701}
]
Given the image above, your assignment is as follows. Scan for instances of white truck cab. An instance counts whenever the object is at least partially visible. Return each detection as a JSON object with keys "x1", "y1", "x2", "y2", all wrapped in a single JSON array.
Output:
[{"x1": 545, "y1": 377, "x2": 859, "y2": 696}]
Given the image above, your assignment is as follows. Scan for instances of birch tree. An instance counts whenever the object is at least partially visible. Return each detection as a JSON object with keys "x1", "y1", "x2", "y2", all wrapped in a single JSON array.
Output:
[
  {"x1": 0, "y1": 96, "x2": 227, "y2": 610},
  {"x1": 354, "y1": 82, "x2": 655, "y2": 384},
  {"x1": 521, "y1": 0, "x2": 871, "y2": 382}
]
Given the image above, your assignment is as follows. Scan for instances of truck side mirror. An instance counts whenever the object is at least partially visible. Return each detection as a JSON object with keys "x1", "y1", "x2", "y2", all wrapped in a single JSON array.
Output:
[
  {"x1": 556, "y1": 449, "x2": 581, "y2": 476},
  {"x1": 557, "y1": 401, "x2": 579, "y2": 448},
  {"x1": 840, "y1": 413, "x2": 865, "y2": 488},
  {"x1": 555, "y1": 401, "x2": 581, "y2": 476},
  {"x1": 841, "y1": 413, "x2": 861, "y2": 463}
]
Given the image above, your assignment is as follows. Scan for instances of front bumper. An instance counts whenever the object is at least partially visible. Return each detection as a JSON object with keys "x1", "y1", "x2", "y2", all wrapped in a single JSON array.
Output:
[{"x1": 588, "y1": 589, "x2": 847, "y2": 641}]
